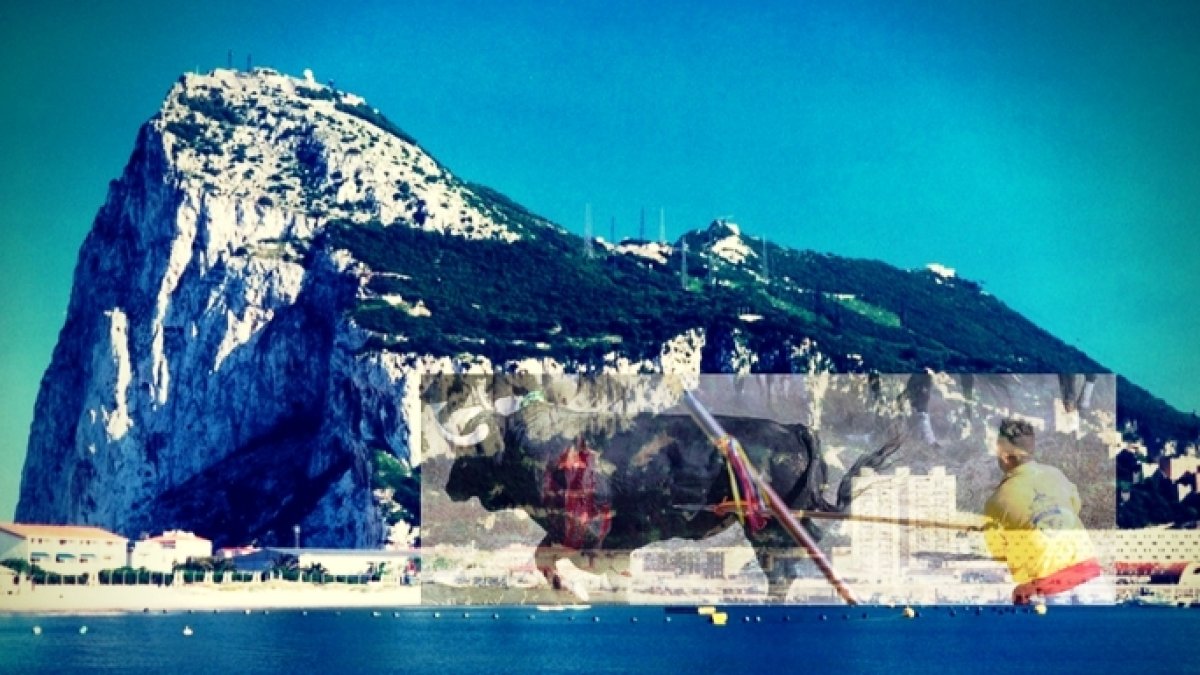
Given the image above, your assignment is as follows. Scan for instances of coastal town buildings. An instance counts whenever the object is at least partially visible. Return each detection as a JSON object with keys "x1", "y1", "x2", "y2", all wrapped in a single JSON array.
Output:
[
  {"x1": 1095, "y1": 528, "x2": 1200, "y2": 566},
  {"x1": 130, "y1": 530, "x2": 213, "y2": 572},
  {"x1": 844, "y1": 466, "x2": 973, "y2": 583},
  {"x1": 227, "y1": 547, "x2": 419, "y2": 579},
  {"x1": 627, "y1": 542, "x2": 767, "y2": 603},
  {"x1": 0, "y1": 522, "x2": 127, "y2": 575}
]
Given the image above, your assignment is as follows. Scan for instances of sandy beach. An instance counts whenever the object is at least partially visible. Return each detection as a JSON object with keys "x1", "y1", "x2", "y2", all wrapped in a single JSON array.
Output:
[{"x1": 0, "y1": 580, "x2": 421, "y2": 614}]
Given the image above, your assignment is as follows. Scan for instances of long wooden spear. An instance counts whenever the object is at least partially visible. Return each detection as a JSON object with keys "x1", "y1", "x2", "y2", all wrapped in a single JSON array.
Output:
[
  {"x1": 680, "y1": 503, "x2": 987, "y2": 532},
  {"x1": 790, "y1": 509, "x2": 986, "y2": 532},
  {"x1": 681, "y1": 390, "x2": 861, "y2": 606}
]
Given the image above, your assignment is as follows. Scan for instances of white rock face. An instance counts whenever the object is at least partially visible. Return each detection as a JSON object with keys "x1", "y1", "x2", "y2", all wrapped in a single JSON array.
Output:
[
  {"x1": 614, "y1": 241, "x2": 672, "y2": 265},
  {"x1": 710, "y1": 234, "x2": 754, "y2": 265},
  {"x1": 16, "y1": 68, "x2": 544, "y2": 546},
  {"x1": 925, "y1": 262, "x2": 956, "y2": 278},
  {"x1": 15, "y1": 69, "x2": 796, "y2": 548},
  {"x1": 159, "y1": 68, "x2": 528, "y2": 242}
]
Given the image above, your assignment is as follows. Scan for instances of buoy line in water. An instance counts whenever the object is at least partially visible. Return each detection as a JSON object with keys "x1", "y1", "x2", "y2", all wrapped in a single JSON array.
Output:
[{"x1": 21, "y1": 604, "x2": 1054, "y2": 639}]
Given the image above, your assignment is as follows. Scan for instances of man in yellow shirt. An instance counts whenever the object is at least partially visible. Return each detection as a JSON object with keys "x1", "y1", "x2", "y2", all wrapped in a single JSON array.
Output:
[{"x1": 984, "y1": 418, "x2": 1113, "y2": 604}]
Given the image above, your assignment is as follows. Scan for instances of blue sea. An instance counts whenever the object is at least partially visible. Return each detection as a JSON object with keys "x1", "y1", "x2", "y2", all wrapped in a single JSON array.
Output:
[{"x1": 1, "y1": 605, "x2": 1196, "y2": 674}]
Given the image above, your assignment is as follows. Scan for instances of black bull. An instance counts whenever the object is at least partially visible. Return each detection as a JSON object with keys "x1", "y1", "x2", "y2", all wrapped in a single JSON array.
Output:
[{"x1": 442, "y1": 409, "x2": 900, "y2": 596}]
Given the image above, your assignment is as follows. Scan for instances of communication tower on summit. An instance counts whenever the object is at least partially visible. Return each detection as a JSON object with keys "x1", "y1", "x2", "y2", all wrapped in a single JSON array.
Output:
[
  {"x1": 762, "y1": 236, "x2": 770, "y2": 283},
  {"x1": 584, "y1": 204, "x2": 595, "y2": 258},
  {"x1": 681, "y1": 240, "x2": 689, "y2": 289}
]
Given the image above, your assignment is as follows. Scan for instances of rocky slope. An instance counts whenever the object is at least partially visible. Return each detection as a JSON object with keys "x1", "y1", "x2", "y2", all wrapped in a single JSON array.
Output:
[{"x1": 16, "y1": 68, "x2": 536, "y2": 547}]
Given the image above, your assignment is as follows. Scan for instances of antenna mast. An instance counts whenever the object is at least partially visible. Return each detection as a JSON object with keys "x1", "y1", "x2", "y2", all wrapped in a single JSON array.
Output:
[
  {"x1": 584, "y1": 204, "x2": 594, "y2": 258},
  {"x1": 681, "y1": 240, "x2": 689, "y2": 289},
  {"x1": 762, "y1": 236, "x2": 769, "y2": 283}
]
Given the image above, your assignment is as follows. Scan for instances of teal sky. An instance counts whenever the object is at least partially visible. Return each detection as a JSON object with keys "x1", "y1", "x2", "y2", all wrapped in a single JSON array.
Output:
[{"x1": 1, "y1": 1, "x2": 1198, "y2": 519}]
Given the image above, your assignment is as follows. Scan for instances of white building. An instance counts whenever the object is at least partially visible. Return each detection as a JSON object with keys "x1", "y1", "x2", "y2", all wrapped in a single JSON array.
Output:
[
  {"x1": 1160, "y1": 455, "x2": 1200, "y2": 482},
  {"x1": 0, "y1": 523, "x2": 127, "y2": 575},
  {"x1": 230, "y1": 547, "x2": 419, "y2": 579},
  {"x1": 130, "y1": 530, "x2": 213, "y2": 572},
  {"x1": 846, "y1": 466, "x2": 962, "y2": 583},
  {"x1": 1, "y1": 565, "x2": 17, "y2": 599},
  {"x1": 626, "y1": 524, "x2": 767, "y2": 603},
  {"x1": 1092, "y1": 528, "x2": 1200, "y2": 566}
]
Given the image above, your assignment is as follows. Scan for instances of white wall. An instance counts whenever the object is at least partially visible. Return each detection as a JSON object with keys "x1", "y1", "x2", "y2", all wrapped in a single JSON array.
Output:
[{"x1": 0, "y1": 531, "x2": 24, "y2": 563}]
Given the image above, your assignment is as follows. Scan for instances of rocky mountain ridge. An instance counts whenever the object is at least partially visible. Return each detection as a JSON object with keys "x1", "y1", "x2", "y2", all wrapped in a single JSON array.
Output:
[{"x1": 16, "y1": 68, "x2": 1196, "y2": 547}]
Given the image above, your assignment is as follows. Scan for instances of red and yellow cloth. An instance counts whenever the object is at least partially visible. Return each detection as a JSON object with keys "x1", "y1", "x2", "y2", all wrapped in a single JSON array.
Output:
[{"x1": 984, "y1": 461, "x2": 1101, "y2": 602}]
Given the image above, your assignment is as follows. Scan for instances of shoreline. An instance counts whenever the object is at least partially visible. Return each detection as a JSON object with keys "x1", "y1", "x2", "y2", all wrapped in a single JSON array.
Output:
[{"x1": 0, "y1": 581, "x2": 421, "y2": 615}]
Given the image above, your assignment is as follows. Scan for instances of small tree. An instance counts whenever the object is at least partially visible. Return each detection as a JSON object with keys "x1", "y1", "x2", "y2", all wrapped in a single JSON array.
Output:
[
  {"x1": 1, "y1": 558, "x2": 32, "y2": 575},
  {"x1": 303, "y1": 562, "x2": 329, "y2": 584}
]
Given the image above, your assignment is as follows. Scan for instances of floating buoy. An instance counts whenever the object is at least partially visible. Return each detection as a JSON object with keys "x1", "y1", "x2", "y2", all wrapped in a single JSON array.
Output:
[
  {"x1": 819, "y1": 613, "x2": 827, "y2": 621},
  {"x1": 755, "y1": 616, "x2": 762, "y2": 623},
  {"x1": 492, "y1": 613, "x2": 499, "y2": 620},
  {"x1": 1034, "y1": 604, "x2": 1048, "y2": 616},
  {"x1": 902, "y1": 607, "x2": 916, "y2": 619},
  {"x1": 593, "y1": 616, "x2": 600, "y2": 622},
  {"x1": 630, "y1": 617, "x2": 638, "y2": 623},
  {"x1": 433, "y1": 612, "x2": 440, "y2": 619},
  {"x1": 79, "y1": 626, "x2": 88, "y2": 635},
  {"x1": 31, "y1": 626, "x2": 41, "y2": 636},
  {"x1": 743, "y1": 616, "x2": 751, "y2": 623},
  {"x1": 462, "y1": 612, "x2": 470, "y2": 619},
  {"x1": 393, "y1": 612, "x2": 400, "y2": 618},
  {"x1": 244, "y1": 609, "x2": 251, "y2": 615},
  {"x1": 302, "y1": 611, "x2": 308, "y2": 616},
  {"x1": 182, "y1": 626, "x2": 194, "y2": 637},
  {"x1": 372, "y1": 611, "x2": 381, "y2": 618},
  {"x1": 665, "y1": 617, "x2": 672, "y2": 623}
]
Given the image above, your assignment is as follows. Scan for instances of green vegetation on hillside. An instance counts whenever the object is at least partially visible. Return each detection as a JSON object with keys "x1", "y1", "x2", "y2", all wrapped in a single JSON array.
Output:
[
  {"x1": 318, "y1": 196, "x2": 1195, "y2": 458},
  {"x1": 327, "y1": 219, "x2": 766, "y2": 364},
  {"x1": 371, "y1": 449, "x2": 420, "y2": 526},
  {"x1": 322, "y1": 215, "x2": 1097, "y2": 375}
]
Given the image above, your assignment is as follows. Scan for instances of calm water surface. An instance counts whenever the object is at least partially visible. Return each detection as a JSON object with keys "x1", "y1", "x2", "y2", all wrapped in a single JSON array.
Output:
[{"x1": 1, "y1": 605, "x2": 1195, "y2": 674}]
